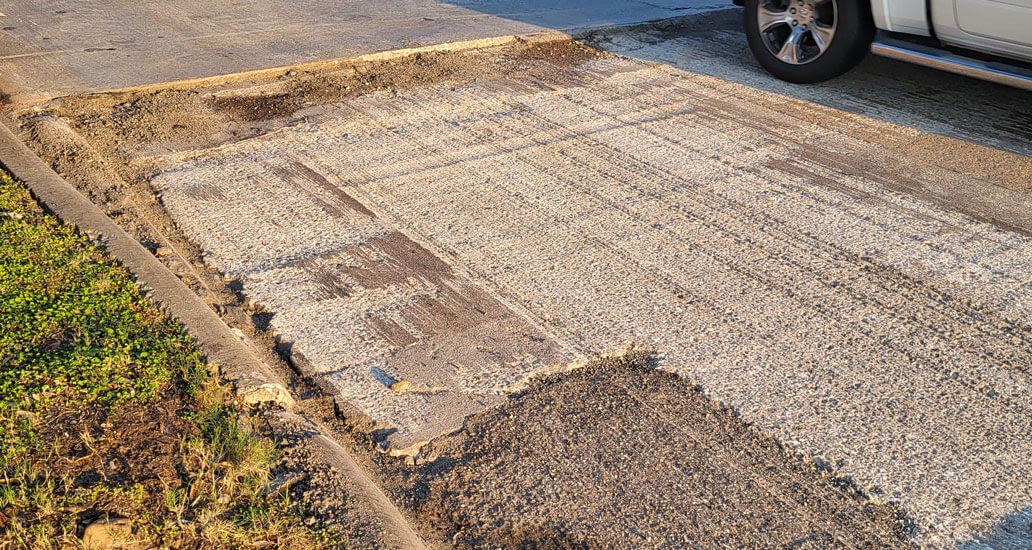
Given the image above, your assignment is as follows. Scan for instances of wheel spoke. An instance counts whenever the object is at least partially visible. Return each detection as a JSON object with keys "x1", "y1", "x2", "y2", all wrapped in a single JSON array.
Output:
[
  {"x1": 757, "y1": 6, "x2": 791, "y2": 32},
  {"x1": 776, "y1": 27, "x2": 804, "y2": 63},
  {"x1": 810, "y1": 24, "x2": 834, "y2": 53}
]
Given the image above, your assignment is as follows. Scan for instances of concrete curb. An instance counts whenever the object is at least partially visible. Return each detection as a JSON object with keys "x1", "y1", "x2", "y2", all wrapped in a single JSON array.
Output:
[
  {"x1": 275, "y1": 412, "x2": 428, "y2": 549},
  {"x1": 0, "y1": 117, "x2": 294, "y2": 409},
  {"x1": 0, "y1": 115, "x2": 436, "y2": 545},
  {"x1": 18, "y1": 31, "x2": 572, "y2": 105}
]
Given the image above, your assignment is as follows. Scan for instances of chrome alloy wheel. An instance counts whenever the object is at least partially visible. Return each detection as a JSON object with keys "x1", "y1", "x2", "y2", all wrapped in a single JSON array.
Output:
[{"x1": 757, "y1": 0, "x2": 837, "y2": 65}]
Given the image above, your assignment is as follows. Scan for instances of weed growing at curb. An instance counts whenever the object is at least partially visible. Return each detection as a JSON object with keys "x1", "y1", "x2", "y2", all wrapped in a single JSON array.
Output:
[{"x1": 0, "y1": 171, "x2": 335, "y2": 548}]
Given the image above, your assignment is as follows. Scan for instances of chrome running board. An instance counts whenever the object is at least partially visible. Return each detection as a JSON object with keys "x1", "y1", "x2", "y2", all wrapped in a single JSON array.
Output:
[{"x1": 871, "y1": 37, "x2": 1032, "y2": 92}]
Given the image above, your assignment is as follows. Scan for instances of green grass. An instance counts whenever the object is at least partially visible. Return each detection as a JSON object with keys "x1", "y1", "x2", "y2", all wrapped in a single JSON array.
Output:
[
  {"x1": 0, "y1": 171, "x2": 334, "y2": 548},
  {"x1": 0, "y1": 172, "x2": 198, "y2": 417}
]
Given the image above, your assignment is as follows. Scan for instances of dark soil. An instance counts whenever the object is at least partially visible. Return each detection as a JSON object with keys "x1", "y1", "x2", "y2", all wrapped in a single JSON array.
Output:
[
  {"x1": 22, "y1": 391, "x2": 191, "y2": 535},
  {"x1": 264, "y1": 408, "x2": 396, "y2": 546},
  {"x1": 209, "y1": 39, "x2": 605, "y2": 122},
  {"x1": 516, "y1": 40, "x2": 604, "y2": 67},
  {"x1": 386, "y1": 352, "x2": 913, "y2": 549}
]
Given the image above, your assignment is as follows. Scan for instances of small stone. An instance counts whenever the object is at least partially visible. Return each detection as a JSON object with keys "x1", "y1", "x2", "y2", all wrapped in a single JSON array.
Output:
[
  {"x1": 82, "y1": 517, "x2": 134, "y2": 549},
  {"x1": 389, "y1": 379, "x2": 411, "y2": 393},
  {"x1": 236, "y1": 413, "x2": 253, "y2": 436},
  {"x1": 265, "y1": 471, "x2": 307, "y2": 498}
]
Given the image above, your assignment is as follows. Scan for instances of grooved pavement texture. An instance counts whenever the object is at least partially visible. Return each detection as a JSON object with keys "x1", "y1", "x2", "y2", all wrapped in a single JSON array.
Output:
[{"x1": 150, "y1": 57, "x2": 1032, "y2": 545}]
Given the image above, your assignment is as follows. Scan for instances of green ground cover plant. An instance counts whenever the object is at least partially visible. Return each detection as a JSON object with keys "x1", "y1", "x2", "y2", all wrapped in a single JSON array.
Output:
[{"x1": 0, "y1": 170, "x2": 331, "y2": 548}]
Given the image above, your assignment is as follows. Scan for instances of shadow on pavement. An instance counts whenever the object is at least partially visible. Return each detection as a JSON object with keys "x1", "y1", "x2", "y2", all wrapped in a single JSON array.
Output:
[
  {"x1": 448, "y1": 4, "x2": 1032, "y2": 158},
  {"x1": 960, "y1": 508, "x2": 1032, "y2": 549},
  {"x1": 591, "y1": 10, "x2": 1032, "y2": 158},
  {"x1": 441, "y1": 0, "x2": 728, "y2": 29},
  {"x1": 579, "y1": 9, "x2": 1032, "y2": 156}
]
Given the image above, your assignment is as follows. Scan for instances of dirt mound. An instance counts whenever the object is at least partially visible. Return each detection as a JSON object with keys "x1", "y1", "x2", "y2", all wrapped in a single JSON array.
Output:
[{"x1": 402, "y1": 352, "x2": 911, "y2": 548}]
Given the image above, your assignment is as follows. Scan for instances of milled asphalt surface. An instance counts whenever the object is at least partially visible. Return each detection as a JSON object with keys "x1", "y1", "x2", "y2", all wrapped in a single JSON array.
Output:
[
  {"x1": 8, "y1": 5, "x2": 1032, "y2": 548},
  {"x1": 139, "y1": 29, "x2": 1032, "y2": 546}
]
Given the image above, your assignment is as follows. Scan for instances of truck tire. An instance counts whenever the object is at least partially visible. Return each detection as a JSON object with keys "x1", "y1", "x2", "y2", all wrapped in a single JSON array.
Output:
[{"x1": 744, "y1": 0, "x2": 874, "y2": 83}]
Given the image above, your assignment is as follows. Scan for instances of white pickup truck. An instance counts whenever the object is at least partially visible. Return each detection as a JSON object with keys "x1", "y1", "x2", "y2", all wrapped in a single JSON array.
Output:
[{"x1": 739, "y1": 0, "x2": 1032, "y2": 90}]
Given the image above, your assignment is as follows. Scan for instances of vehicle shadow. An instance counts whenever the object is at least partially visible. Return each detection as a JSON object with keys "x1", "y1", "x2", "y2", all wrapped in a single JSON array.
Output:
[
  {"x1": 959, "y1": 507, "x2": 1032, "y2": 549},
  {"x1": 583, "y1": 9, "x2": 1032, "y2": 157},
  {"x1": 446, "y1": 3, "x2": 1032, "y2": 157},
  {"x1": 583, "y1": 9, "x2": 1032, "y2": 156},
  {"x1": 439, "y1": 0, "x2": 729, "y2": 30}
]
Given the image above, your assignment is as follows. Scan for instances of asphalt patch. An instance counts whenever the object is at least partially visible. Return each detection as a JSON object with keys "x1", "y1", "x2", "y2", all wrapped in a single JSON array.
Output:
[{"x1": 402, "y1": 352, "x2": 911, "y2": 548}]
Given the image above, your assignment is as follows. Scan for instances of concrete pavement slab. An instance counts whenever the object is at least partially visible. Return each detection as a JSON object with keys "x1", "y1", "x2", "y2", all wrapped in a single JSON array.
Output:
[{"x1": 0, "y1": 0, "x2": 718, "y2": 103}]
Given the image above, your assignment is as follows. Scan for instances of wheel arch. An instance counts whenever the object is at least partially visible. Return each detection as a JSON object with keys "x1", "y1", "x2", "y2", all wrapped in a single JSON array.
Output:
[{"x1": 872, "y1": 0, "x2": 932, "y2": 36}]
